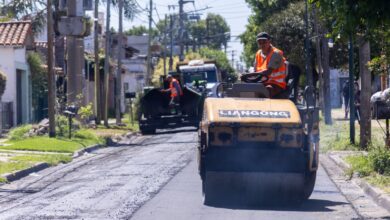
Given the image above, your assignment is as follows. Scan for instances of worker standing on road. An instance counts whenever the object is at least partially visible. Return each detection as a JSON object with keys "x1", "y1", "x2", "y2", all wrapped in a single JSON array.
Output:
[
  {"x1": 161, "y1": 75, "x2": 183, "y2": 114},
  {"x1": 240, "y1": 32, "x2": 287, "y2": 98}
]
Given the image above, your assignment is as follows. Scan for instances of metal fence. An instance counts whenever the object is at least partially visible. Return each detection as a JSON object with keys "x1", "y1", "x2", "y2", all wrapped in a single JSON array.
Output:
[{"x1": 1, "y1": 102, "x2": 13, "y2": 129}]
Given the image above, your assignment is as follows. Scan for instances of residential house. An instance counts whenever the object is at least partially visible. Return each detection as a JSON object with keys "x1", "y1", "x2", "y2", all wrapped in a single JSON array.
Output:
[
  {"x1": 124, "y1": 35, "x2": 161, "y2": 93},
  {"x1": 0, "y1": 21, "x2": 34, "y2": 128}
]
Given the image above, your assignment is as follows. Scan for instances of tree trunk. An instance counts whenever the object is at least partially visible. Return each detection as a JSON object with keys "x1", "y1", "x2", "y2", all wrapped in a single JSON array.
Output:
[
  {"x1": 359, "y1": 39, "x2": 371, "y2": 149},
  {"x1": 104, "y1": 0, "x2": 111, "y2": 127},
  {"x1": 115, "y1": 0, "x2": 123, "y2": 125},
  {"x1": 321, "y1": 37, "x2": 332, "y2": 125},
  {"x1": 312, "y1": 7, "x2": 324, "y2": 114},
  {"x1": 94, "y1": 0, "x2": 101, "y2": 125}
]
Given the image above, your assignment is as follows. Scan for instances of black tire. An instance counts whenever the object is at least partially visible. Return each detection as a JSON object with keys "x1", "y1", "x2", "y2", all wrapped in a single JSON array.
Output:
[
  {"x1": 303, "y1": 171, "x2": 317, "y2": 200},
  {"x1": 203, "y1": 177, "x2": 214, "y2": 205},
  {"x1": 140, "y1": 127, "x2": 156, "y2": 135}
]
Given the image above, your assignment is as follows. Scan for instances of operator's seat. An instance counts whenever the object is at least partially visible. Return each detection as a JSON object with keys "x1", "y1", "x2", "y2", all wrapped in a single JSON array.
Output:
[
  {"x1": 273, "y1": 62, "x2": 301, "y2": 101},
  {"x1": 228, "y1": 83, "x2": 270, "y2": 98}
]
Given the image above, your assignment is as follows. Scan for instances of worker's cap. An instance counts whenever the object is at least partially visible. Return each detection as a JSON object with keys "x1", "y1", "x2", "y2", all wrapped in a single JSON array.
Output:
[
  {"x1": 167, "y1": 75, "x2": 173, "y2": 78},
  {"x1": 256, "y1": 32, "x2": 271, "y2": 41}
]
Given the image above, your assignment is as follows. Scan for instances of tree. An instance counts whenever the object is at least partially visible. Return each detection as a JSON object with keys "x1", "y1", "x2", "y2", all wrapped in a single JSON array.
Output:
[
  {"x1": 203, "y1": 13, "x2": 230, "y2": 50},
  {"x1": 240, "y1": 0, "x2": 301, "y2": 67},
  {"x1": 152, "y1": 48, "x2": 236, "y2": 86},
  {"x1": 0, "y1": 70, "x2": 6, "y2": 134},
  {"x1": 155, "y1": 13, "x2": 230, "y2": 52},
  {"x1": 198, "y1": 48, "x2": 236, "y2": 82},
  {"x1": 241, "y1": 2, "x2": 306, "y2": 70},
  {"x1": 313, "y1": 0, "x2": 390, "y2": 148},
  {"x1": 27, "y1": 52, "x2": 48, "y2": 121},
  {"x1": 124, "y1": 25, "x2": 158, "y2": 37}
]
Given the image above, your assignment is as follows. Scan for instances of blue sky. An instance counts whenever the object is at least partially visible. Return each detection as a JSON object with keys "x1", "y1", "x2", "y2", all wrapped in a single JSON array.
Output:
[{"x1": 103, "y1": 0, "x2": 252, "y2": 67}]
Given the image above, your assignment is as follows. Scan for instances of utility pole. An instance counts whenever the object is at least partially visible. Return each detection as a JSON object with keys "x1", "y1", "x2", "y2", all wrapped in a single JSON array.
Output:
[
  {"x1": 206, "y1": 17, "x2": 209, "y2": 46},
  {"x1": 146, "y1": 0, "x2": 153, "y2": 85},
  {"x1": 304, "y1": 0, "x2": 315, "y2": 145},
  {"x1": 115, "y1": 0, "x2": 123, "y2": 124},
  {"x1": 104, "y1": 0, "x2": 111, "y2": 127},
  {"x1": 348, "y1": 34, "x2": 355, "y2": 144},
  {"x1": 65, "y1": 0, "x2": 84, "y2": 105},
  {"x1": 231, "y1": 50, "x2": 235, "y2": 67},
  {"x1": 178, "y1": 0, "x2": 194, "y2": 61},
  {"x1": 47, "y1": 0, "x2": 56, "y2": 137},
  {"x1": 321, "y1": 37, "x2": 332, "y2": 125},
  {"x1": 94, "y1": 0, "x2": 101, "y2": 124},
  {"x1": 163, "y1": 15, "x2": 168, "y2": 76},
  {"x1": 169, "y1": 14, "x2": 173, "y2": 71}
]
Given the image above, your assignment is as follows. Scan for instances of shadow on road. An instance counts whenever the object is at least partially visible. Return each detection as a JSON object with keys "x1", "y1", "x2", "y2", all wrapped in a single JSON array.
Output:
[
  {"x1": 142, "y1": 127, "x2": 198, "y2": 136},
  {"x1": 205, "y1": 197, "x2": 349, "y2": 212}
]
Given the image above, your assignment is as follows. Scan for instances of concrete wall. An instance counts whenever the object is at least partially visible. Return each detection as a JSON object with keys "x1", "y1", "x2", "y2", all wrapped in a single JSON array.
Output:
[{"x1": 0, "y1": 47, "x2": 32, "y2": 126}]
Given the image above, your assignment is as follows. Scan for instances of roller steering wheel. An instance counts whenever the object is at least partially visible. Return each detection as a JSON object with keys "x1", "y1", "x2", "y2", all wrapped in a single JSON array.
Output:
[{"x1": 240, "y1": 72, "x2": 269, "y2": 83}]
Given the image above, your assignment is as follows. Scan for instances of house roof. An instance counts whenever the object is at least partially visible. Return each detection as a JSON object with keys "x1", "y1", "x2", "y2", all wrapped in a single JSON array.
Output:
[{"x1": 0, "y1": 21, "x2": 32, "y2": 46}]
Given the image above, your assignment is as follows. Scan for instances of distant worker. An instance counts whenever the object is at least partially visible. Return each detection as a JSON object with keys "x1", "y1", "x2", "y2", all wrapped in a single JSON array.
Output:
[
  {"x1": 161, "y1": 75, "x2": 183, "y2": 114},
  {"x1": 241, "y1": 32, "x2": 287, "y2": 98},
  {"x1": 354, "y1": 81, "x2": 361, "y2": 124},
  {"x1": 342, "y1": 80, "x2": 350, "y2": 119}
]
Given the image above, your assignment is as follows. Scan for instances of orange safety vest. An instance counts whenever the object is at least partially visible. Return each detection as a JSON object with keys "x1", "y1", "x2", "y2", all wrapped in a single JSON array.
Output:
[
  {"x1": 255, "y1": 46, "x2": 287, "y2": 89},
  {"x1": 169, "y1": 78, "x2": 183, "y2": 98}
]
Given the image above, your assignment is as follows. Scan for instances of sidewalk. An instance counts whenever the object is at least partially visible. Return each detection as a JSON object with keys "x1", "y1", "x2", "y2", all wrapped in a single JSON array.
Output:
[{"x1": 322, "y1": 151, "x2": 390, "y2": 212}]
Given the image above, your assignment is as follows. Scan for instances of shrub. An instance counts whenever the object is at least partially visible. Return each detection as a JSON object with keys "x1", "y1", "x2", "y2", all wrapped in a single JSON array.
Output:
[
  {"x1": 369, "y1": 146, "x2": 390, "y2": 175},
  {"x1": 56, "y1": 115, "x2": 69, "y2": 137},
  {"x1": 0, "y1": 70, "x2": 6, "y2": 98},
  {"x1": 78, "y1": 103, "x2": 94, "y2": 125},
  {"x1": 8, "y1": 124, "x2": 32, "y2": 140}
]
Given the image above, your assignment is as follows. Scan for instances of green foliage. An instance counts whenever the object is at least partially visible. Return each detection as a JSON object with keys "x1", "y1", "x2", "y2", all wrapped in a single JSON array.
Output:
[
  {"x1": 27, "y1": 52, "x2": 48, "y2": 114},
  {"x1": 346, "y1": 147, "x2": 390, "y2": 179},
  {"x1": 312, "y1": 0, "x2": 390, "y2": 37},
  {"x1": 368, "y1": 54, "x2": 389, "y2": 75},
  {"x1": 346, "y1": 155, "x2": 372, "y2": 178},
  {"x1": 198, "y1": 48, "x2": 237, "y2": 82},
  {"x1": 8, "y1": 125, "x2": 32, "y2": 141},
  {"x1": 0, "y1": 70, "x2": 6, "y2": 98},
  {"x1": 368, "y1": 146, "x2": 390, "y2": 175},
  {"x1": 3, "y1": 137, "x2": 87, "y2": 153},
  {"x1": 157, "y1": 13, "x2": 230, "y2": 51},
  {"x1": 152, "y1": 56, "x2": 180, "y2": 86},
  {"x1": 0, "y1": 161, "x2": 30, "y2": 176},
  {"x1": 56, "y1": 115, "x2": 69, "y2": 137},
  {"x1": 203, "y1": 13, "x2": 230, "y2": 50},
  {"x1": 240, "y1": 1, "x2": 305, "y2": 68},
  {"x1": 11, "y1": 154, "x2": 72, "y2": 166},
  {"x1": 124, "y1": 25, "x2": 158, "y2": 37},
  {"x1": 78, "y1": 103, "x2": 94, "y2": 123},
  {"x1": 73, "y1": 129, "x2": 103, "y2": 144}
]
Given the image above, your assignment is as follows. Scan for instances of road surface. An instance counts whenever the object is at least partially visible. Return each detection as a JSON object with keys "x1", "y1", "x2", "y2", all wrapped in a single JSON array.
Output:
[{"x1": 0, "y1": 128, "x2": 388, "y2": 219}]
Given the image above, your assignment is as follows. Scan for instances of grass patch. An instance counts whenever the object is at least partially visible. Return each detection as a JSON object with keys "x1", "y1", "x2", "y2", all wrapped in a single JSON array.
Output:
[
  {"x1": 0, "y1": 161, "x2": 30, "y2": 175},
  {"x1": 366, "y1": 174, "x2": 390, "y2": 193},
  {"x1": 8, "y1": 124, "x2": 32, "y2": 141},
  {"x1": 345, "y1": 154, "x2": 373, "y2": 178},
  {"x1": 320, "y1": 120, "x2": 360, "y2": 152},
  {"x1": 1, "y1": 135, "x2": 102, "y2": 153},
  {"x1": 0, "y1": 177, "x2": 6, "y2": 183},
  {"x1": 11, "y1": 154, "x2": 72, "y2": 166}
]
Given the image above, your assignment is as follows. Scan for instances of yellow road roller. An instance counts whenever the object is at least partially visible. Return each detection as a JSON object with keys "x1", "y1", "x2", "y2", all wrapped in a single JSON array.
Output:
[{"x1": 197, "y1": 72, "x2": 319, "y2": 205}]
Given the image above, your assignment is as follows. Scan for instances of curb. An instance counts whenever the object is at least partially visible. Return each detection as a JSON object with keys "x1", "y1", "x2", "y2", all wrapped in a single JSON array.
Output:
[
  {"x1": 72, "y1": 144, "x2": 104, "y2": 158},
  {"x1": 327, "y1": 152, "x2": 390, "y2": 211},
  {"x1": 1, "y1": 143, "x2": 105, "y2": 183},
  {"x1": 3, "y1": 162, "x2": 49, "y2": 182}
]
